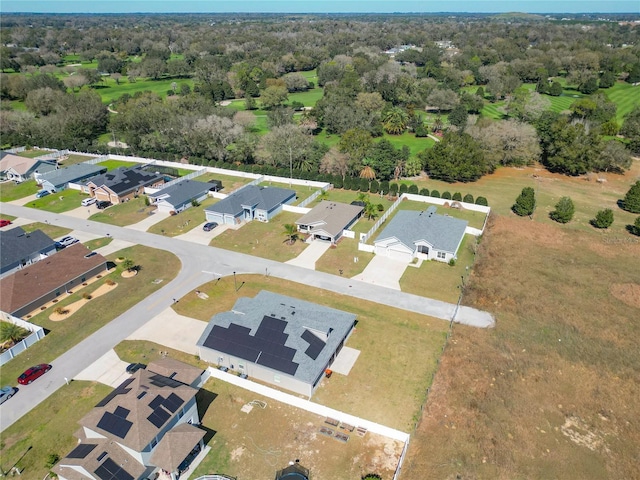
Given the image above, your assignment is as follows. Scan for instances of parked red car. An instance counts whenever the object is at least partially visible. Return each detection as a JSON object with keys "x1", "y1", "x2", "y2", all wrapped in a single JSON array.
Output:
[
  {"x1": 0, "y1": 219, "x2": 12, "y2": 227},
  {"x1": 17, "y1": 364, "x2": 52, "y2": 385}
]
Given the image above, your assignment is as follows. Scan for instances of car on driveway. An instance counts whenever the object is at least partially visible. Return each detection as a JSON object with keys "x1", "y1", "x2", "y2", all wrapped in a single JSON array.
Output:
[
  {"x1": 17, "y1": 364, "x2": 52, "y2": 385},
  {"x1": 35, "y1": 190, "x2": 51, "y2": 198},
  {"x1": 126, "y1": 363, "x2": 147, "y2": 374},
  {"x1": 203, "y1": 222, "x2": 219, "y2": 232},
  {"x1": 96, "y1": 200, "x2": 112, "y2": 209},
  {"x1": 0, "y1": 386, "x2": 16, "y2": 404},
  {"x1": 0, "y1": 219, "x2": 11, "y2": 227},
  {"x1": 81, "y1": 197, "x2": 97, "y2": 207},
  {"x1": 55, "y1": 236, "x2": 79, "y2": 250}
]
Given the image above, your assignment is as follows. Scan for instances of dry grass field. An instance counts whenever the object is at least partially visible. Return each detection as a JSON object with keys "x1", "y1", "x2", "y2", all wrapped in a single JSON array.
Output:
[{"x1": 402, "y1": 184, "x2": 640, "y2": 478}]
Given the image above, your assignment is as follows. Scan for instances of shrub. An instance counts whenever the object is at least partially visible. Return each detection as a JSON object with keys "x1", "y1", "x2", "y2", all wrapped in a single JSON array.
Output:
[
  {"x1": 452, "y1": 192, "x2": 462, "y2": 201},
  {"x1": 362, "y1": 475, "x2": 382, "y2": 480},
  {"x1": 448, "y1": 258, "x2": 456, "y2": 266},
  {"x1": 55, "y1": 306, "x2": 69, "y2": 315},
  {"x1": 370, "y1": 180, "x2": 379, "y2": 194},
  {"x1": 632, "y1": 216, "x2": 640, "y2": 236},
  {"x1": 342, "y1": 177, "x2": 351, "y2": 190},
  {"x1": 431, "y1": 190, "x2": 440, "y2": 198},
  {"x1": 379, "y1": 180, "x2": 389, "y2": 194},
  {"x1": 463, "y1": 193, "x2": 474, "y2": 203},
  {"x1": 359, "y1": 178, "x2": 370, "y2": 192},
  {"x1": 419, "y1": 188, "x2": 430, "y2": 196},
  {"x1": 408, "y1": 184, "x2": 419, "y2": 194},
  {"x1": 475, "y1": 196, "x2": 488, "y2": 206},
  {"x1": 82, "y1": 292, "x2": 92, "y2": 300},
  {"x1": 389, "y1": 183, "x2": 399, "y2": 193},
  {"x1": 191, "y1": 198, "x2": 201, "y2": 207},
  {"x1": 144, "y1": 196, "x2": 151, "y2": 206},
  {"x1": 105, "y1": 279, "x2": 116, "y2": 286},
  {"x1": 377, "y1": 203, "x2": 384, "y2": 211},
  {"x1": 45, "y1": 453, "x2": 60, "y2": 469},
  {"x1": 591, "y1": 208, "x2": 614, "y2": 228},
  {"x1": 441, "y1": 191, "x2": 452, "y2": 200},
  {"x1": 622, "y1": 181, "x2": 640, "y2": 213},
  {"x1": 550, "y1": 196, "x2": 575, "y2": 223},
  {"x1": 512, "y1": 187, "x2": 535, "y2": 216},
  {"x1": 399, "y1": 183, "x2": 408, "y2": 194},
  {"x1": 333, "y1": 177, "x2": 343, "y2": 189}
]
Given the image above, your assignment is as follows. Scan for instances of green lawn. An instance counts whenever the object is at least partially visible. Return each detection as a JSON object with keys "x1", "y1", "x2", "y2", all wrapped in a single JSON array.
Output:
[
  {"x1": 96, "y1": 159, "x2": 141, "y2": 170},
  {"x1": 28, "y1": 189, "x2": 84, "y2": 213},
  {"x1": 20, "y1": 222, "x2": 72, "y2": 239},
  {"x1": 97, "y1": 77, "x2": 196, "y2": 104},
  {"x1": 0, "y1": 179, "x2": 38, "y2": 202},
  {"x1": 147, "y1": 197, "x2": 219, "y2": 236},
  {"x1": 83, "y1": 236, "x2": 113, "y2": 251},
  {"x1": 0, "y1": 245, "x2": 180, "y2": 387},
  {"x1": 258, "y1": 180, "x2": 320, "y2": 205},
  {"x1": 606, "y1": 82, "x2": 640, "y2": 121},
  {"x1": 315, "y1": 236, "x2": 375, "y2": 277},
  {"x1": 384, "y1": 131, "x2": 436, "y2": 156},
  {"x1": 287, "y1": 87, "x2": 324, "y2": 106},
  {"x1": 89, "y1": 197, "x2": 157, "y2": 226}
]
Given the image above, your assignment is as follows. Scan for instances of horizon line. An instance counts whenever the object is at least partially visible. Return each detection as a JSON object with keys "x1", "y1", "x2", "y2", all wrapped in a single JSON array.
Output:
[{"x1": 3, "y1": 10, "x2": 638, "y2": 14}]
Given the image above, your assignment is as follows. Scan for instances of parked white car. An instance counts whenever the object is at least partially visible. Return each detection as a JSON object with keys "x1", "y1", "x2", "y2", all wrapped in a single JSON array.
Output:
[
  {"x1": 0, "y1": 386, "x2": 16, "y2": 405},
  {"x1": 81, "y1": 197, "x2": 97, "y2": 207},
  {"x1": 56, "y1": 236, "x2": 79, "y2": 248}
]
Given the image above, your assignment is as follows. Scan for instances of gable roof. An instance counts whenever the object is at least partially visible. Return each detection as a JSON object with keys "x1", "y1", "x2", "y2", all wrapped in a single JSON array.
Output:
[
  {"x1": 86, "y1": 165, "x2": 164, "y2": 195},
  {"x1": 0, "y1": 243, "x2": 107, "y2": 314},
  {"x1": 375, "y1": 206, "x2": 468, "y2": 254},
  {"x1": 197, "y1": 291, "x2": 356, "y2": 384},
  {"x1": 148, "y1": 179, "x2": 212, "y2": 208},
  {"x1": 204, "y1": 185, "x2": 295, "y2": 217},
  {"x1": 0, "y1": 153, "x2": 56, "y2": 176},
  {"x1": 295, "y1": 201, "x2": 363, "y2": 238},
  {"x1": 149, "y1": 423, "x2": 206, "y2": 472},
  {"x1": 147, "y1": 357, "x2": 204, "y2": 386},
  {"x1": 0, "y1": 226, "x2": 55, "y2": 270},
  {"x1": 36, "y1": 163, "x2": 107, "y2": 189},
  {"x1": 79, "y1": 367, "x2": 198, "y2": 451}
]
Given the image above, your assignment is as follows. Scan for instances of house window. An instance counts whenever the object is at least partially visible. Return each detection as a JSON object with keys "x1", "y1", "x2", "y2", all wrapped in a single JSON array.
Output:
[
  {"x1": 178, "y1": 409, "x2": 184, "y2": 419},
  {"x1": 437, "y1": 252, "x2": 446, "y2": 259},
  {"x1": 150, "y1": 438, "x2": 158, "y2": 449},
  {"x1": 418, "y1": 245, "x2": 429, "y2": 254}
]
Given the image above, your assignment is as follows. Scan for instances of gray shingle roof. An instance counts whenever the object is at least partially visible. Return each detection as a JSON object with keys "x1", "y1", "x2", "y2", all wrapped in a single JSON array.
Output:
[
  {"x1": 0, "y1": 226, "x2": 55, "y2": 270},
  {"x1": 204, "y1": 185, "x2": 295, "y2": 217},
  {"x1": 37, "y1": 163, "x2": 107, "y2": 189},
  {"x1": 375, "y1": 206, "x2": 468, "y2": 254},
  {"x1": 295, "y1": 201, "x2": 363, "y2": 238},
  {"x1": 149, "y1": 179, "x2": 212, "y2": 209},
  {"x1": 197, "y1": 291, "x2": 356, "y2": 384}
]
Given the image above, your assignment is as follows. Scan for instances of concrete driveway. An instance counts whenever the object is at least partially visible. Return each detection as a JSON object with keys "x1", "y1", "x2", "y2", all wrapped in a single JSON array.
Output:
[
  {"x1": 128, "y1": 209, "x2": 171, "y2": 231},
  {"x1": 94, "y1": 238, "x2": 135, "y2": 257},
  {"x1": 63, "y1": 205, "x2": 96, "y2": 220},
  {"x1": 8, "y1": 193, "x2": 37, "y2": 205},
  {"x1": 127, "y1": 307, "x2": 208, "y2": 355},
  {"x1": 74, "y1": 349, "x2": 130, "y2": 387},
  {"x1": 174, "y1": 221, "x2": 230, "y2": 245},
  {"x1": 351, "y1": 255, "x2": 407, "y2": 290},
  {"x1": 285, "y1": 239, "x2": 331, "y2": 269}
]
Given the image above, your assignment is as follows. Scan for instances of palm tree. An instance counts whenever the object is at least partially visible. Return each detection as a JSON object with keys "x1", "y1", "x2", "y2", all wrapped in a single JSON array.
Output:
[
  {"x1": 364, "y1": 202, "x2": 379, "y2": 221},
  {"x1": 0, "y1": 322, "x2": 30, "y2": 345},
  {"x1": 317, "y1": 189, "x2": 329, "y2": 203},
  {"x1": 359, "y1": 165, "x2": 376, "y2": 180},
  {"x1": 122, "y1": 258, "x2": 135, "y2": 272},
  {"x1": 283, "y1": 223, "x2": 299, "y2": 245},
  {"x1": 357, "y1": 192, "x2": 370, "y2": 204},
  {"x1": 382, "y1": 107, "x2": 409, "y2": 135}
]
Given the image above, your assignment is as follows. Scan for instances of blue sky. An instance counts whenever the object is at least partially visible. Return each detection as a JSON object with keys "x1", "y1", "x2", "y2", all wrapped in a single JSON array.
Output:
[{"x1": 1, "y1": 1, "x2": 638, "y2": 14}]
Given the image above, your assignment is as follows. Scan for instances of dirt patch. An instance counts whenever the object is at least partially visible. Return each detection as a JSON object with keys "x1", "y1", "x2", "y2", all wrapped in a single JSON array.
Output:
[
  {"x1": 561, "y1": 416, "x2": 609, "y2": 453},
  {"x1": 610, "y1": 283, "x2": 640, "y2": 309},
  {"x1": 49, "y1": 282, "x2": 118, "y2": 321}
]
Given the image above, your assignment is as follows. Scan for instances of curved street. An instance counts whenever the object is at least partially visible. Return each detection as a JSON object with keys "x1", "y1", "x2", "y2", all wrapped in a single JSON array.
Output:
[{"x1": 0, "y1": 203, "x2": 494, "y2": 430}]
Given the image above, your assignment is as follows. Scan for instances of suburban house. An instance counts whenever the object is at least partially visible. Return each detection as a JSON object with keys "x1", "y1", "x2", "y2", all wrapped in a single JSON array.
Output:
[
  {"x1": 0, "y1": 152, "x2": 57, "y2": 183},
  {"x1": 53, "y1": 358, "x2": 207, "y2": 480},
  {"x1": 148, "y1": 179, "x2": 218, "y2": 214},
  {"x1": 82, "y1": 165, "x2": 165, "y2": 204},
  {"x1": 197, "y1": 290, "x2": 356, "y2": 398},
  {"x1": 0, "y1": 226, "x2": 57, "y2": 278},
  {"x1": 374, "y1": 206, "x2": 468, "y2": 264},
  {"x1": 0, "y1": 243, "x2": 108, "y2": 317},
  {"x1": 276, "y1": 462, "x2": 310, "y2": 480},
  {"x1": 204, "y1": 185, "x2": 296, "y2": 225},
  {"x1": 295, "y1": 201, "x2": 364, "y2": 244},
  {"x1": 35, "y1": 163, "x2": 108, "y2": 193}
]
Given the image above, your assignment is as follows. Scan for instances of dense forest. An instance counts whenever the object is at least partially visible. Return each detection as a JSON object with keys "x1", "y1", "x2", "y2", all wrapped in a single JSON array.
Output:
[{"x1": 1, "y1": 13, "x2": 639, "y2": 184}]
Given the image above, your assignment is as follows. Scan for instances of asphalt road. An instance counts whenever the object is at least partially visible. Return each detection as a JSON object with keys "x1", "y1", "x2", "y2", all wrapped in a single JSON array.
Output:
[{"x1": 0, "y1": 203, "x2": 494, "y2": 430}]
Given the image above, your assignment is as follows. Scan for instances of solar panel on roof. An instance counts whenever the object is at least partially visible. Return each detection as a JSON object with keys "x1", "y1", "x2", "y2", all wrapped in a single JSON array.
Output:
[
  {"x1": 147, "y1": 407, "x2": 171, "y2": 428},
  {"x1": 257, "y1": 352, "x2": 299, "y2": 375},
  {"x1": 94, "y1": 457, "x2": 134, "y2": 480},
  {"x1": 148, "y1": 374, "x2": 183, "y2": 388},
  {"x1": 113, "y1": 406, "x2": 130, "y2": 418},
  {"x1": 148, "y1": 394, "x2": 165, "y2": 410},
  {"x1": 260, "y1": 315, "x2": 287, "y2": 332},
  {"x1": 163, "y1": 393, "x2": 183, "y2": 413},
  {"x1": 97, "y1": 412, "x2": 133, "y2": 439},
  {"x1": 301, "y1": 329, "x2": 326, "y2": 360},
  {"x1": 67, "y1": 443, "x2": 97, "y2": 459},
  {"x1": 97, "y1": 451, "x2": 108, "y2": 462},
  {"x1": 95, "y1": 378, "x2": 134, "y2": 407}
]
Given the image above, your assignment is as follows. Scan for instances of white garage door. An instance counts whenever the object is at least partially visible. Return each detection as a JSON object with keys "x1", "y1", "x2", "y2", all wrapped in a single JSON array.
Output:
[
  {"x1": 388, "y1": 247, "x2": 412, "y2": 263},
  {"x1": 206, "y1": 212, "x2": 225, "y2": 224}
]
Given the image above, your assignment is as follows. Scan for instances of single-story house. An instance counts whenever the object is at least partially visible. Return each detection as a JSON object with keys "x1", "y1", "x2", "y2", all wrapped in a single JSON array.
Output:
[
  {"x1": 0, "y1": 152, "x2": 57, "y2": 183},
  {"x1": 204, "y1": 185, "x2": 296, "y2": 225},
  {"x1": 54, "y1": 359, "x2": 206, "y2": 480},
  {"x1": 197, "y1": 290, "x2": 356, "y2": 398},
  {"x1": 35, "y1": 163, "x2": 107, "y2": 193},
  {"x1": 374, "y1": 206, "x2": 468, "y2": 264},
  {"x1": 148, "y1": 179, "x2": 214, "y2": 214},
  {"x1": 0, "y1": 226, "x2": 57, "y2": 278},
  {"x1": 0, "y1": 243, "x2": 108, "y2": 317},
  {"x1": 82, "y1": 165, "x2": 165, "y2": 204},
  {"x1": 295, "y1": 201, "x2": 363, "y2": 244}
]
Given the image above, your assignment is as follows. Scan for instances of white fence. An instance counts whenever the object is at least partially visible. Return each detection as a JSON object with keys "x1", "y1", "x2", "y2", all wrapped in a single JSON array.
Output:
[
  {"x1": 402, "y1": 193, "x2": 491, "y2": 214},
  {"x1": 34, "y1": 149, "x2": 69, "y2": 162},
  {"x1": 360, "y1": 195, "x2": 404, "y2": 243},
  {"x1": 0, "y1": 311, "x2": 46, "y2": 366},
  {"x1": 283, "y1": 205, "x2": 311, "y2": 214}
]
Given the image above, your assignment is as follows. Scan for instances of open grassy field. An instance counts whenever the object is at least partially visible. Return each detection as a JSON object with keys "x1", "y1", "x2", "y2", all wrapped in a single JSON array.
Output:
[
  {"x1": 315, "y1": 236, "x2": 375, "y2": 278},
  {"x1": 258, "y1": 180, "x2": 321, "y2": 205},
  {"x1": 607, "y1": 82, "x2": 640, "y2": 121},
  {"x1": 147, "y1": 197, "x2": 219, "y2": 236},
  {"x1": 89, "y1": 196, "x2": 157, "y2": 226},
  {"x1": 27, "y1": 188, "x2": 84, "y2": 212},
  {"x1": 96, "y1": 159, "x2": 141, "y2": 170},
  {"x1": 20, "y1": 221, "x2": 72, "y2": 239},
  {"x1": 95, "y1": 77, "x2": 196, "y2": 104},
  {"x1": 0, "y1": 179, "x2": 38, "y2": 202},
  {"x1": 0, "y1": 245, "x2": 180, "y2": 387}
]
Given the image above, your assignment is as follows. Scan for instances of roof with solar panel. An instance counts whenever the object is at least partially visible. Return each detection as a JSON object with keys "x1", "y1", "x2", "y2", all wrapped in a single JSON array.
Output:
[
  {"x1": 197, "y1": 290, "x2": 357, "y2": 384},
  {"x1": 78, "y1": 367, "x2": 198, "y2": 451}
]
